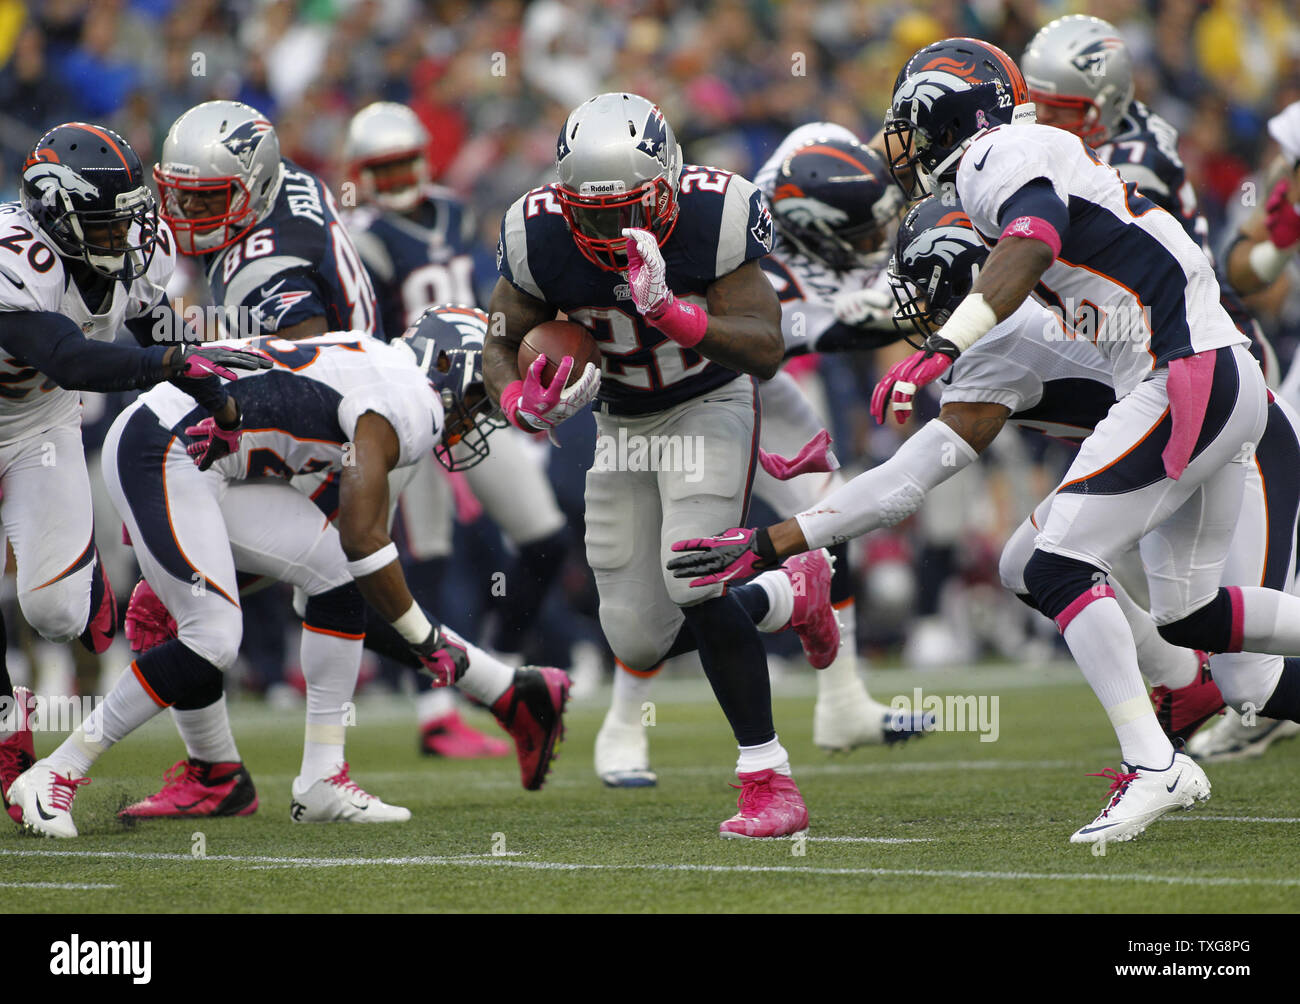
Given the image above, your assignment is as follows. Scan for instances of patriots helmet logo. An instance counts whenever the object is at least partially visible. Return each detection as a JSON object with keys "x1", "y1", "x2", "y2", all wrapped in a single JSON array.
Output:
[
  {"x1": 750, "y1": 204, "x2": 774, "y2": 251},
  {"x1": 1071, "y1": 37, "x2": 1124, "y2": 80},
  {"x1": 635, "y1": 106, "x2": 670, "y2": 168},
  {"x1": 22, "y1": 160, "x2": 100, "y2": 207},
  {"x1": 221, "y1": 119, "x2": 274, "y2": 171}
]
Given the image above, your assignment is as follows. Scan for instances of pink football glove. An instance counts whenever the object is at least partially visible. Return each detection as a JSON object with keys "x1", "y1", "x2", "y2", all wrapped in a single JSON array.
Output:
[
  {"x1": 1265, "y1": 178, "x2": 1300, "y2": 250},
  {"x1": 412, "y1": 624, "x2": 470, "y2": 687},
  {"x1": 184, "y1": 416, "x2": 242, "y2": 471},
  {"x1": 124, "y1": 579, "x2": 177, "y2": 653},
  {"x1": 500, "y1": 354, "x2": 600, "y2": 439},
  {"x1": 758, "y1": 429, "x2": 840, "y2": 481},
  {"x1": 870, "y1": 349, "x2": 956, "y2": 425},
  {"x1": 172, "y1": 344, "x2": 273, "y2": 382},
  {"x1": 623, "y1": 227, "x2": 707, "y2": 348},
  {"x1": 667, "y1": 527, "x2": 776, "y2": 588}
]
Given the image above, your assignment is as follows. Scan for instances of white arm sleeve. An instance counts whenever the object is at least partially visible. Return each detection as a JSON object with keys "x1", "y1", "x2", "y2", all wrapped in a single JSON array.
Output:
[{"x1": 794, "y1": 419, "x2": 979, "y2": 550}]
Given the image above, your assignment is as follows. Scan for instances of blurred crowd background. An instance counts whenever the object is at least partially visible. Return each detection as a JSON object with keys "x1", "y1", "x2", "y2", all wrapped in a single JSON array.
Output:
[{"x1": 2, "y1": 0, "x2": 1300, "y2": 698}]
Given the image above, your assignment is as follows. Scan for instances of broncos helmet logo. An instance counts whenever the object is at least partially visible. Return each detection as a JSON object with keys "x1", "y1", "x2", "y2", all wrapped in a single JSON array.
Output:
[
  {"x1": 22, "y1": 161, "x2": 101, "y2": 206},
  {"x1": 220, "y1": 119, "x2": 274, "y2": 171},
  {"x1": 902, "y1": 226, "x2": 979, "y2": 272},
  {"x1": 635, "y1": 106, "x2": 670, "y2": 168},
  {"x1": 893, "y1": 70, "x2": 979, "y2": 120},
  {"x1": 773, "y1": 197, "x2": 849, "y2": 228}
]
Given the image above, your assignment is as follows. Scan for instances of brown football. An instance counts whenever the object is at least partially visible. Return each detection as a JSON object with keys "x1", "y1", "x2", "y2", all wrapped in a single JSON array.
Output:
[{"x1": 518, "y1": 319, "x2": 602, "y2": 389}]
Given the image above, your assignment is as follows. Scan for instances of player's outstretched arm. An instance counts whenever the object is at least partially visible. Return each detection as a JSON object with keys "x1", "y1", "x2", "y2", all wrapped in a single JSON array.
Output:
[
  {"x1": 701, "y1": 260, "x2": 785, "y2": 379},
  {"x1": 338, "y1": 411, "x2": 468, "y2": 685},
  {"x1": 484, "y1": 276, "x2": 557, "y2": 406},
  {"x1": 668, "y1": 401, "x2": 1006, "y2": 584}
]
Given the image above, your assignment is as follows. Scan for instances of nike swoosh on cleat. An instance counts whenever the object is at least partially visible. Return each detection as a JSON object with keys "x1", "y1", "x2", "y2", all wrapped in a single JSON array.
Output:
[
  {"x1": 173, "y1": 799, "x2": 211, "y2": 812},
  {"x1": 1076, "y1": 822, "x2": 1120, "y2": 835},
  {"x1": 34, "y1": 797, "x2": 56, "y2": 821},
  {"x1": 1165, "y1": 772, "x2": 1183, "y2": 793}
]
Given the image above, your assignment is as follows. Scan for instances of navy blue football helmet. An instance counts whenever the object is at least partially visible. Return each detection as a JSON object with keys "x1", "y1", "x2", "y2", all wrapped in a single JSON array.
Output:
[
  {"x1": 21, "y1": 122, "x2": 158, "y2": 281},
  {"x1": 769, "y1": 135, "x2": 903, "y2": 272},
  {"x1": 884, "y1": 38, "x2": 1035, "y2": 199},
  {"x1": 888, "y1": 195, "x2": 989, "y2": 347},
  {"x1": 398, "y1": 304, "x2": 504, "y2": 471}
]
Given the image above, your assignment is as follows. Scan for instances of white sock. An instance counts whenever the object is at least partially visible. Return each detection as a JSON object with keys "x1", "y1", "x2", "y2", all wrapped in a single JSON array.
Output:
[
  {"x1": 1238, "y1": 586, "x2": 1300, "y2": 652},
  {"x1": 736, "y1": 735, "x2": 791, "y2": 776},
  {"x1": 1112, "y1": 581, "x2": 1198, "y2": 688},
  {"x1": 609, "y1": 663, "x2": 655, "y2": 726},
  {"x1": 752, "y1": 570, "x2": 794, "y2": 633},
  {"x1": 417, "y1": 686, "x2": 455, "y2": 725},
  {"x1": 297, "y1": 627, "x2": 362, "y2": 787},
  {"x1": 172, "y1": 694, "x2": 240, "y2": 764},
  {"x1": 1062, "y1": 598, "x2": 1173, "y2": 768},
  {"x1": 817, "y1": 601, "x2": 858, "y2": 697},
  {"x1": 444, "y1": 629, "x2": 514, "y2": 706},
  {"x1": 48, "y1": 665, "x2": 167, "y2": 777}
]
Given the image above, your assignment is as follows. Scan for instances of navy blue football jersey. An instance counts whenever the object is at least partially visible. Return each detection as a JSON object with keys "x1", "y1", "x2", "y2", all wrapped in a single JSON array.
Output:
[
  {"x1": 497, "y1": 166, "x2": 774, "y2": 414},
  {"x1": 346, "y1": 185, "x2": 479, "y2": 340},
  {"x1": 205, "y1": 159, "x2": 381, "y2": 339}
]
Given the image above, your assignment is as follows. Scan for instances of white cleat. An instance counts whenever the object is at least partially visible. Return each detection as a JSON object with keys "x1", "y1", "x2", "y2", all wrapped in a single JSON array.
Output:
[
  {"x1": 289, "y1": 762, "x2": 411, "y2": 823},
  {"x1": 7, "y1": 759, "x2": 89, "y2": 838},
  {"x1": 1186, "y1": 708, "x2": 1300, "y2": 763},
  {"x1": 814, "y1": 687, "x2": 932, "y2": 752},
  {"x1": 594, "y1": 710, "x2": 657, "y2": 787},
  {"x1": 1069, "y1": 752, "x2": 1210, "y2": 845}
]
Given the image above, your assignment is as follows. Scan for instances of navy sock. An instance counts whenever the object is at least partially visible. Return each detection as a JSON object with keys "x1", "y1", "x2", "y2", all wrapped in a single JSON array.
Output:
[
  {"x1": 828, "y1": 541, "x2": 854, "y2": 606},
  {"x1": 1260, "y1": 657, "x2": 1300, "y2": 723},
  {"x1": 0, "y1": 608, "x2": 10, "y2": 695},
  {"x1": 490, "y1": 529, "x2": 567, "y2": 653},
  {"x1": 730, "y1": 582, "x2": 770, "y2": 624},
  {"x1": 682, "y1": 595, "x2": 774, "y2": 747}
]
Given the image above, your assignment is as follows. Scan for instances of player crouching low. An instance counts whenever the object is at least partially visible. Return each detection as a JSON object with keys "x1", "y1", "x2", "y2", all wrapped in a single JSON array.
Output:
[{"x1": 5, "y1": 308, "x2": 568, "y2": 837}]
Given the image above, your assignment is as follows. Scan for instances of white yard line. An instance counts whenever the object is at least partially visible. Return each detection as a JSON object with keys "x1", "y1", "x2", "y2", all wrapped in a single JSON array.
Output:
[
  {"x1": 0, "y1": 848, "x2": 1295, "y2": 889},
  {"x1": 1163, "y1": 815, "x2": 1300, "y2": 824},
  {"x1": 0, "y1": 880, "x2": 117, "y2": 890}
]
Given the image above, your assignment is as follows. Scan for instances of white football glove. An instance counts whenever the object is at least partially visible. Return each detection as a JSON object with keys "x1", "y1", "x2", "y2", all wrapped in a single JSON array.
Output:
[
  {"x1": 622, "y1": 227, "x2": 670, "y2": 316},
  {"x1": 832, "y1": 286, "x2": 895, "y2": 329}
]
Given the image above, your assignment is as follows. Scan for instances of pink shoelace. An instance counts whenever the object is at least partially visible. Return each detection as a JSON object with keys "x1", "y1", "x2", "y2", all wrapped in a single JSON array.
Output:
[
  {"x1": 1086, "y1": 767, "x2": 1140, "y2": 818},
  {"x1": 47, "y1": 772, "x2": 90, "y2": 811},
  {"x1": 325, "y1": 762, "x2": 367, "y2": 797},
  {"x1": 159, "y1": 759, "x2": 198, "y2": 789}
]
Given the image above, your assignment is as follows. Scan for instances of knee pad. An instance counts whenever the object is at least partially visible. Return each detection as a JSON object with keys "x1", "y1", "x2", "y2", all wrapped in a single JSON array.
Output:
[
  {"x1": 304, "y1": 582, "x2": 366, "y2": 637},
  {"x1": 1157, "y1": 587, "x2": 1239, "y2": 652},
  {"x1": 1022, "y1": 549, "x2": 1112, "y2": 630},
  {"x1": 134, "y1": 639, "x2": 224, "y2": 707},
  {"x1": 599, "y1": 603, "x2": 669, "y2": 672},
  {"x1": 19, "y1": 570, "x2": 94, "y2": 644}
]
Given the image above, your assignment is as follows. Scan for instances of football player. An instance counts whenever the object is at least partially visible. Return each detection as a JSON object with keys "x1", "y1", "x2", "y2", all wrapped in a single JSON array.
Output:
[
  {"x1": 0, "y1": 123, "x2": 269, "y2": 822},
  {"x1": 1021, "y1": 15, "x2": 1278, "y2": 384},
  {"x1": 6, "y1": 308, "x2": 568, "y2": 836},
  {"x1": 342, "y1": 102, "x2": 567, "y2": 758},
  {"x1": 672, "y1": 38, "x2": 1300, "y2": 844},
  {"x1": 486, "y1": 92, "x2": 823, "y2": 838}
]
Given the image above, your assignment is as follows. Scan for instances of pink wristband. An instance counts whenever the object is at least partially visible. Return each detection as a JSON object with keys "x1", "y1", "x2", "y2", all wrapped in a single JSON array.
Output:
[
  {"x1": 1000, "y1": 215, "x2": 1062, "y2": 258},
  {"x1": 499, "y1": 380, "x2": 530, "y2": 430},
  {"x1": 648, "y1": 294, "x2": 708, "y2": 348}
]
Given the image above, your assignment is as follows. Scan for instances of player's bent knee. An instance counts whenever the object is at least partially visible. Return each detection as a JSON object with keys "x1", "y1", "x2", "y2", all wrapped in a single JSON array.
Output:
[
  {"x1": 998, "y1": 525, "x2": 1035, "y2": 595},
  {"x1": 1156, "y1": 587, "x2": 1240, "y2": 652},
  {"x1": 665, "y1": 573, "x2": 723, "y2": 608},
  {"x1": 599, "y1": 606, "x2": 668, "y2": 673},
  {"x1": 18, "y1": 585, "x2": 90, "y2": 644},
  {"x1": 177, "y1": 616, "x2": 243, "y2": 672},
  {"x1": 303, "y1": 582, "x2": 366, "y2": 636},
  {"x1": 134, "y1": 639, "x2": 225, "y2": 707},
  {"x1": 1022, "y1": 549, "x2": 1111, "y2": 630}
]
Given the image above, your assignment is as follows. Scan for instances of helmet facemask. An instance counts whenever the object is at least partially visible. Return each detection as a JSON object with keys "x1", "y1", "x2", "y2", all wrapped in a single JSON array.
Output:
[
  {"x1": 555, "y1": 177, "x2": 679, "y2": 272},
  {"x1": 51, "y1": 185, "x2": 159, "y2": 282},
  {"x1": 154, "y1": 168, "x2": 257, "y2": 255},
  {"x1": 356, "y1": 150, "x2": 429, "y2": 213},
  {"x1": 433, "y1": 349, "x2": 505, "y2": 473}
]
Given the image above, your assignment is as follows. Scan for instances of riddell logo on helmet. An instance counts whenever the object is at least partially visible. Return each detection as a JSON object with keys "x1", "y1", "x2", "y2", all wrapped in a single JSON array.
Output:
[{"x1": 579, "y1": 180, "x2": 626, "y2": 196}]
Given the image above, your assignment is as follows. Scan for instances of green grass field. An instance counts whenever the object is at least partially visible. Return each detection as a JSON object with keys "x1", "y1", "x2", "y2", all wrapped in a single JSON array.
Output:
[{"x1": 5, "y1": 662, "x2": 1298, "y2": 913}]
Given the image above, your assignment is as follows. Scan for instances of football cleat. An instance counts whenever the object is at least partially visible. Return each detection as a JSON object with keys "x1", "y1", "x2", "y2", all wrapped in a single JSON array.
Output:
[
  {"x1": 1150, "y1": 651, "x2": 1224, "y2": 743},
  {"x1": 1, "y1": 687, "x2": 37, "y2": 825},
  {"x1": 6, "y1": 759, "x2": 89, "y2": 838},
  {"x1": 719, "y1": 769, "x2": 809, "y2": 839},
  {"x1": 782, "y1": 549, "x2": 840, "y2": 669},
  {"x1": 1069, "y1": 751, "x2": 1210, "y2": 845},
  {"x1": 491, "y1": 666, "x2": 570, "y2": 791},
  {"x1": 118, "y1": 758, "x2": 258, "y2": 818},
  {"x1": 289, "y1": 763, "x2": 411, "y2": 823},
  {"x1": 78, "y1": 557, "x2": 118, "y2": 655},
  {"x1": 1185, "y1": 707, "x2": 1300, "y2": 763},
  {"x1": 594, "y1": 710, "x2": 657, "y2": 787},
  {"x1": 814, "y1": 686, "x2": 934, "y2": 752},
  {"x1": 420, "y1": 710, "x2": 511, "y2": 758}
]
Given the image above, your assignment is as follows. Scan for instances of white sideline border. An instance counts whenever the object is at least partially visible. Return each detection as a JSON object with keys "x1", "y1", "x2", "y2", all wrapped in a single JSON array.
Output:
[{"x1": 1, "y1": 849, "x2": 1296, "y2": 889}]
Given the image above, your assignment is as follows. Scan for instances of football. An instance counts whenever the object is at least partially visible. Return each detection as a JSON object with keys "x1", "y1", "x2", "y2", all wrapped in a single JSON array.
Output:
[{"x1": 518, "y1": 319, "x2": 602, "y2": 389}]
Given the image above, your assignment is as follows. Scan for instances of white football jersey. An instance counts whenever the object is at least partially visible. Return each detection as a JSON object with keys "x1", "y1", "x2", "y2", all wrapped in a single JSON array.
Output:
[
  {"x1": 941, "y1": 298, "x2": 1117, "y2": 442},
  {"x1": 139, "y1": 333, "x2": 443, "y2": 479},
  {"x1": 957, "y1": 123, "x2": 1245, "y2": 398},
  {"x1": 0, "y1": 203, "x2": 175, "y2": 444}
]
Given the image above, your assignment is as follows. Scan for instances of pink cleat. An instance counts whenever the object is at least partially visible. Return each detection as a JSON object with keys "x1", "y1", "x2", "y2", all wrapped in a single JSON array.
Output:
[
  {"x1": 79, "y1": 557, "x2": 118, "y2": 655},
  {"x1": 420, "y1": 710, "x2": 510, "y2": 758},
  {"x1": 1, "y1": 687, "x2": 36, "y2": 824},
  {"x1": 719, "y1": 769, "x2": 810, "y2": 839},
  {"x1": 490, "y1": 666, "x2": 570, "y2": 791},
  {"x1": 1150, "y1": 651, "x2": 1224, "y2": 744},
  {"x1": 118, "y1": 758, "x2": 258, "y2": 818},
  {"x1": 782, "y1": 549, "x2": 839, "y2": 669}
]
